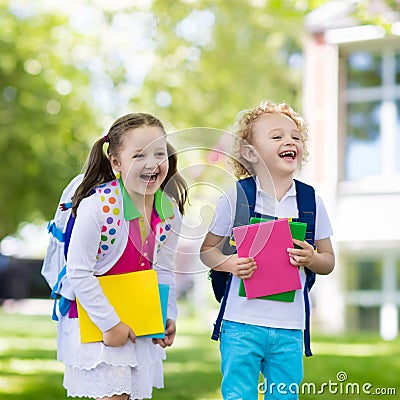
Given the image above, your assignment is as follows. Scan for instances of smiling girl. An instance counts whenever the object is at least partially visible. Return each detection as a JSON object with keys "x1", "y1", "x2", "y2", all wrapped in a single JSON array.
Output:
[{"x1": 56, "y1": 113, "x2": 187, "y2": 400}]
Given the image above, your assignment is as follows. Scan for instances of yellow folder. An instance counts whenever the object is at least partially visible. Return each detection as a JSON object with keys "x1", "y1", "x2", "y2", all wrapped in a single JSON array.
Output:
[{"x1": 76, "y1": 269, "x2": 164, "y2": 343}]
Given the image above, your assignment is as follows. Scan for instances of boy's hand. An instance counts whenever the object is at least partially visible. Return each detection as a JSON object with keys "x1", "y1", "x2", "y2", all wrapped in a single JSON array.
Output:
[
  {"x1": 287, "y1": 239, "x2": 314, "y2": 267},
  {"x1": 226, "y1": 255, "x2": 257, "y2": 279},
  {"x1": 103, "y1": 321, "x2": 136, "y2": 347},
  {"x1": 152, "y1": 319, "x2": 176, "y2": 348}
]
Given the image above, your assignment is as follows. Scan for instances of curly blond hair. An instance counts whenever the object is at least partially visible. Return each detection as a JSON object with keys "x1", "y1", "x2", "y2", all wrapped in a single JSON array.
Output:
[{"x1": 230, "y1": 101, "x2": 309, "y2": 179}]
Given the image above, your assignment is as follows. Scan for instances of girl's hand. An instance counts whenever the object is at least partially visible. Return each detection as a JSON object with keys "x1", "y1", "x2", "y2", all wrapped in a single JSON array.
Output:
[
  {"x1": 103, "y1": 321, "x2": 136, "y2": 347},
  {"x1": 152, "y1": 319, "x2": 176, "y2": 348},
  {"x1": 287, "y1": 239, "x2": 314, "y2": 267},
  {"x1": 225, "y1": 255, "x2": 257, "y2": 279}
]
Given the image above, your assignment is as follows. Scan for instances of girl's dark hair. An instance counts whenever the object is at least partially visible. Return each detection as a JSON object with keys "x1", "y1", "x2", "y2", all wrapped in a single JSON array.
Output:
[
  {"x1": 162, "y1": 142, "x2": 188, "y2": 215},
  {"x1": 72, "y1": 113, "x2": 188, "y2": 216}
]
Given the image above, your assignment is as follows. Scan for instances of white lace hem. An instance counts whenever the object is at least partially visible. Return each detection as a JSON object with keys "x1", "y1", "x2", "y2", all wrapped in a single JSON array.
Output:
[
  {"x1": 64, "y1": 360, "x2": 164, "y2": 399},
  {"x1": 57, "y1": 317, "x2": 166, "y2": 398}
]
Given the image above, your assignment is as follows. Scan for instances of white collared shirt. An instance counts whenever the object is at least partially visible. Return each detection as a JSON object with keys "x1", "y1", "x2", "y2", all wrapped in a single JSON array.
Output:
[{"x1": 209, "y1": 178, "x2": 333, "y2": 329}]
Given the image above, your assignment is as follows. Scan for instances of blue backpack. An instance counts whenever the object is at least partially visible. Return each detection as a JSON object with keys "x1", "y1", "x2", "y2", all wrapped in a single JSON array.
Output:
[{"x1": 209, "y1": 177, "x2": 316, "y2": 357}]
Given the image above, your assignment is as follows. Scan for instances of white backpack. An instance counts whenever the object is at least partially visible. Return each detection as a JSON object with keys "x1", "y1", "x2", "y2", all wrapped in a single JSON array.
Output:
[{"x1": 41, "y1": 174, "x2": 83, "y2": 290}]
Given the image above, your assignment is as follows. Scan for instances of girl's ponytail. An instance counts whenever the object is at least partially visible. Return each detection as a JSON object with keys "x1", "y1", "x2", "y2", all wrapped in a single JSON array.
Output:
[
  {"x1": 72, "y1": 138, "x2": 116, "y2": 216},
  {"x1": 161, "y1": 142, "x2": 188, "y2": 215}
]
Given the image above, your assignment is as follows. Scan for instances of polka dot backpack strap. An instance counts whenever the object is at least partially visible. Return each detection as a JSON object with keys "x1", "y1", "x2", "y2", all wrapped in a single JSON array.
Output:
[
  {"x1": 156, "y1": 207, "x2": 175, "y2": 253},
  {"x1": 96, "y1": 179, "x2": 122, "y2": 260}
]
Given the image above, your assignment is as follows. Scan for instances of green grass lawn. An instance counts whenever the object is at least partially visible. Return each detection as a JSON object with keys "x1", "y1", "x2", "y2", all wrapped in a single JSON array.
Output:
[{"x1": 0, "y1": 307, "x2": 399, "y2": 400}]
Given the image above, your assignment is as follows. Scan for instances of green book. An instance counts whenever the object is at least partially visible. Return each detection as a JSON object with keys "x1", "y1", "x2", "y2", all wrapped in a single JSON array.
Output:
[
  {"x1": 238, "y1": 218, "x2": 307, "y2": 302},
  {"x1": 249, "y1": 216, "x2": 274, "y2": 224},
  {"x1": 238, "y1": 279, "x2": 296, "y2": 301},
  {"x1": 288, "y1": 221, "x2": 307, "y2": 249}
]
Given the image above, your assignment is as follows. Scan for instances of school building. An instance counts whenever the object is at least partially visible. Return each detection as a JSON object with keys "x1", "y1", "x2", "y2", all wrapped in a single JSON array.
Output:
[{"x1": 300, "y1": 0, "x2": 400, "y2": 339}]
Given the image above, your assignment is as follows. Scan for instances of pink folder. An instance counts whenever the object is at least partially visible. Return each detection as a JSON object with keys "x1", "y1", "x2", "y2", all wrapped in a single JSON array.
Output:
[{"x1": 232, "y1": 218, "x2": 301, "y2": 299}]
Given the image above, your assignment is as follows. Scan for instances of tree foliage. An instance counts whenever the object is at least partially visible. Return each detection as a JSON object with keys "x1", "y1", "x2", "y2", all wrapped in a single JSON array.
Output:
[
  {"x1": 0, "y1": 3, "x2": 99, "y2": 239},
  {"x1": 130, "y1": 0, "x2": 313, "y2": 132},
  {"x1": 1, "y1": 0, "x2": 396, "y2": 240}
]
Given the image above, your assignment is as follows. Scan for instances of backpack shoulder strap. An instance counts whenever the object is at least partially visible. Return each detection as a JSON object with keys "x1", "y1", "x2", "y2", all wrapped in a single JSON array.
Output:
[
  {"x1": 294, "y1": 179, "x2": 316, "y2": 247},
  {"x1": 221, "y1": 176, "x2": 257, "y2": 255},
  {"x1": 63, "y1": 213, "x2": 76, "y2": 260},
  {"x1": 211, "y1": 177, "x2": 257, "y2": 340},
  {"x1": 236, "y1": 176, "x2": 257, "y2": 224},
  {"x1": 294, "y1": 179, "x2": 316, "y2": 357},
  {"x1": 293, "y1": 179, "x2": 316, "y2": 288}
]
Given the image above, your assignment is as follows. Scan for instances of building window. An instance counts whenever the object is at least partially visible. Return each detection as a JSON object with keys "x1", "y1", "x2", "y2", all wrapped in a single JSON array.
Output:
[
  {"x1": 343, "y1": 253, "x2": 400, "y2": 337},
  {"x1": 347, "y1": 52, "x2": 382, "y2": 88},
  {"x1": 347, "y1": 305, "x2": 380, "y2": 332},
  {"x1": 345, "y1": 101, "x2": 381, "y2": 180},
  {"x1": 346, "y1": 258, "x2": 382, "y2": 291},
  {"x1": 396, "y1": 99, "x2": 400, "y2": 173},
  {"x1": 397, "y1": 259, "x2": 400, "y2": 290},
  {"x1": 342, "y1": 48, "x2": 400, "y2": 182},
  {"x1": 396, "y1": 53, "x2": 400, "y2": 84}
]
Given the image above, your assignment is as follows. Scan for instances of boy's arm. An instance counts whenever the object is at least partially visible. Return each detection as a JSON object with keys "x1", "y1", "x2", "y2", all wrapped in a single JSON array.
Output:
[
  {"x1": 200, "y1": 232, "x2": 257, "y2": 279},
  {"x1": 288, "y1": 237, "x2": 335, "y2": 275}
]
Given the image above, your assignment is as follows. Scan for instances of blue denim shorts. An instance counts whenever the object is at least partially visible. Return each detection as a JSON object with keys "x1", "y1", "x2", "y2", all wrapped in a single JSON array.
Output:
[{"x1": 220, "y1": 320, "x2": 304, "y2": 400}]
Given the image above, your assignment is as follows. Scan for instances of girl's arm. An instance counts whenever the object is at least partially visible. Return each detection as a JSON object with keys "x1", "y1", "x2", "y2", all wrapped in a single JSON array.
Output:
[
  {"x1": 68, "y1": 196, "x2": 136, "y2": 346},
  {"x1": 200, "y1": 232, "x2": 257, "y2": 280},
  {"x1": 153, "y1": 213, "x2": 181, "y2": 322},
  {"x1": 288, "y1": 237, "x2": 335, "y2": 275},
  {"x1": 152, "y1": 203, "x2": 182, "y2": 347},
  {"x1": 66, "y1": 195, "x2": 121, "y2": 332}
]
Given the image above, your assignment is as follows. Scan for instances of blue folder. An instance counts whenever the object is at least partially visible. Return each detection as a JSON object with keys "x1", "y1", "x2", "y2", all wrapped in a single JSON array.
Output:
[{"x1": 140, "y1": 284, "x2": 169, "y2": 338}]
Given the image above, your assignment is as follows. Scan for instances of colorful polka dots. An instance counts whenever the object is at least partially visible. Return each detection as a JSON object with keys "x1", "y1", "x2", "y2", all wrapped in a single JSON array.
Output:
[
  {"x1": 96, "y1": 179, "x2": 122, "y2": 258},
  {"x1": 95, "y1": 178, "x2": 176, "y2": 261}
]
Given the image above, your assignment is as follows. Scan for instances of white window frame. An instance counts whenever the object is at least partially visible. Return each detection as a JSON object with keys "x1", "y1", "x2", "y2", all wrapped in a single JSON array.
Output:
[
  {"x1": 342, "y1": 248, "x2": 400, "y2": 339},
  {"x1": 339, "y1": 40, "x2": 400, "y2": 193}
]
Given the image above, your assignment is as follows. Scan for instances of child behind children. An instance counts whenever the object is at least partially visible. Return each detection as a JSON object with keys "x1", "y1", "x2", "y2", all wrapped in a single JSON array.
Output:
[
  {"x1": 200, "y1": 101, "x2": 335, "y2": 400},
  {"x1": 54, "y1": 113, "x2": 187, "y2": 400}
]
